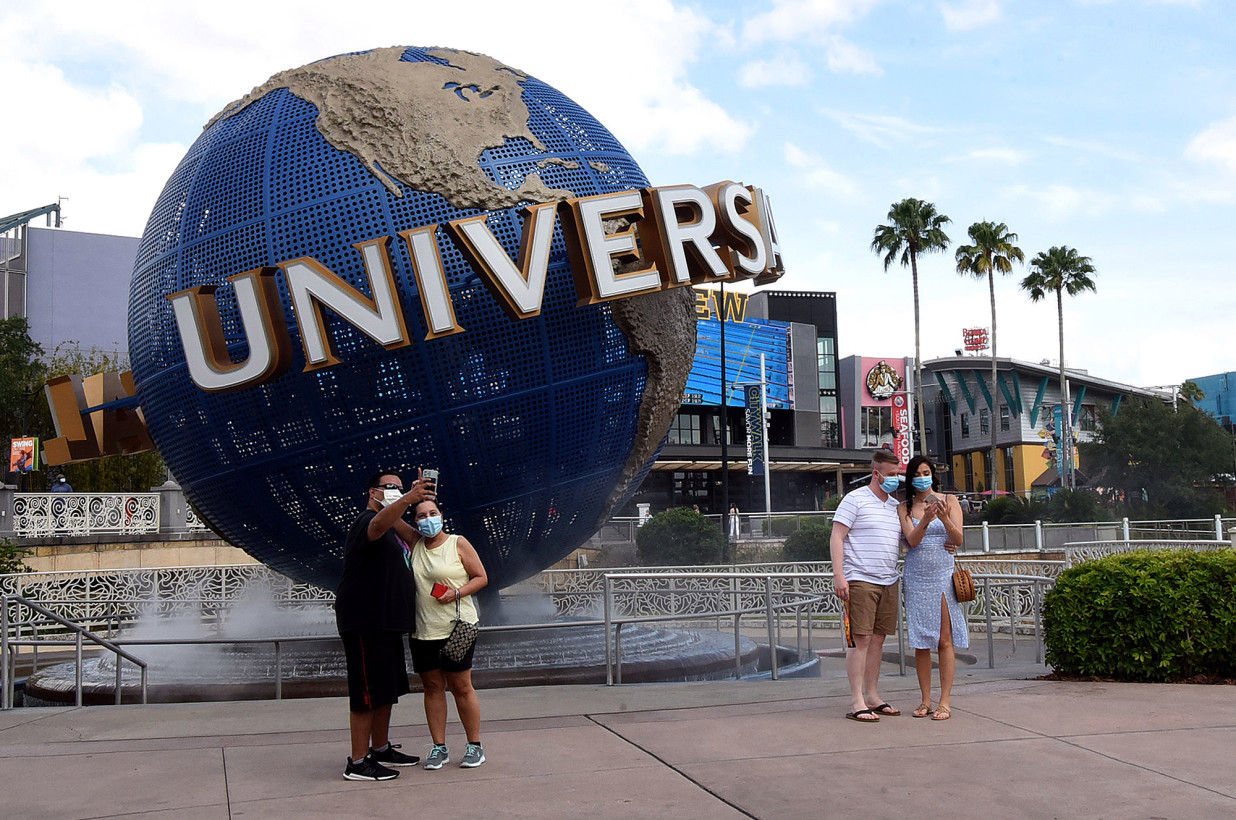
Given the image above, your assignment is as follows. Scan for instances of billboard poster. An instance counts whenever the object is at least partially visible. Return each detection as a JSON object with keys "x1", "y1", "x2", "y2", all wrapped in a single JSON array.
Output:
[
  {"x1": 892, "y1": 393, "x2": 911, "y2": 466},
  {"x1": 10, "y1": 437, "x2": 38, "y2": 473},
  {"x1": 861, "y1": 358, "x2": 909, "y2": 463}
]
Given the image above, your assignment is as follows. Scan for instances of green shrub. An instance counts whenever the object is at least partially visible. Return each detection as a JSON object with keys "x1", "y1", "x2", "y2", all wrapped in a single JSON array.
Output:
[
  {"x1": 635, "y1": 507, "x2": 725, "y2": 566},
  {"x1": 0, "y1": 538, "x2": 32, "y2": 575},
  {"x1": 982, "y1": 495, "x2": 1034, "y2": 524},
  {"x1": 781, "y1": 519, "x2": 831, "y2": 562},
  {"x1": 770, "y1": 516, "x2": 799, "y2": 537},
  {"x1": 1043, "y1": 549, "x2": 1236, "y2": 681},
  {"x1": 1045, "y1": 488, "x2": 1109, "y2": 523},
  {"x1": 822, "y1": 495, "x2": 843, "y2": 511}
]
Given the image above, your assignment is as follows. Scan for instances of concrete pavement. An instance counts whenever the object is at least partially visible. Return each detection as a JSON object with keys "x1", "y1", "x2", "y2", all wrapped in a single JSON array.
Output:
[{"x1": 1, "y1": 649, "x2": 1233, "y2": 819}]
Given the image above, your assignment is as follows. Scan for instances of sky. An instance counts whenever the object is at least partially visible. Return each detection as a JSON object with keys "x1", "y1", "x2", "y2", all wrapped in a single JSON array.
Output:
[{"x1": 2, "y1": 0, "x2": 1232, "y2": 390}]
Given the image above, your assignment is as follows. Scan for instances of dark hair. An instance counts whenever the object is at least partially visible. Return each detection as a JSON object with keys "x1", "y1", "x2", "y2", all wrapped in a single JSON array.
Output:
[
  {"x1": 413, "y1": 498, "x2": 442, "y2": 516},
  {"x1": 904, "y1": 455, "x2": 938, "y2": 493},
  {"x1": 367, "y1": 471, "x2": 399, "y2": 489}
]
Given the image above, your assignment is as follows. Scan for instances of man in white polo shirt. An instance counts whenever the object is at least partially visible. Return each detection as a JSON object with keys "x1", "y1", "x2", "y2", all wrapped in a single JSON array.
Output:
[{"x1": 830, "y1": 449, "x2": 903, "y2": 722}]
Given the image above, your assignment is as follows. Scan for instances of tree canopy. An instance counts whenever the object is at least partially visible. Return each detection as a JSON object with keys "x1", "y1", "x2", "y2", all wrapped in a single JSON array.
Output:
[{"x1": 1081, "y1": 397, "x2": 1233, "y2": 518}]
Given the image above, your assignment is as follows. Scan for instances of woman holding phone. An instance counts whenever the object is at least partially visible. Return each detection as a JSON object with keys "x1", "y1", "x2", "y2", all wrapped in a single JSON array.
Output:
[
  {"x1": 408, "y1": 495, "x2": 489, "y2": 769},
  {"x1": 898, "y1": 455, "x2": 968, "y2": 721}
]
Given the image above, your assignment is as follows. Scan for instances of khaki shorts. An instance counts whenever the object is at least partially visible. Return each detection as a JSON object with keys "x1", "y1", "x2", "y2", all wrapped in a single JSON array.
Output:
[{"x1": 847, "y1": 580, "x2": 899, "y2": 636}]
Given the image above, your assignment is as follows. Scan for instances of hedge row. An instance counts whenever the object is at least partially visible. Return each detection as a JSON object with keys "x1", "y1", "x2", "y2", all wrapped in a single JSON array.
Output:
[{"x1": 1043, "y1": 549, "x2": 1236, "y2": 681}]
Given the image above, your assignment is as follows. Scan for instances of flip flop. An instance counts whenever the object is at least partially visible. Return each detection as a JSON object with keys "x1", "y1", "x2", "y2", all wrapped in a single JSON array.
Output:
[
  {"x1": 845, "y1": 709, "x2": 879, "y2": 723},
  {"x1": 870, "y1": 703, "x2": 901, "y2": 717},
  {"x1": 912, "y1": 703, "x2": 934, "y2": 718},
  {"x1": 931, "y1": 706, "x2": 952, "y2": 721}
]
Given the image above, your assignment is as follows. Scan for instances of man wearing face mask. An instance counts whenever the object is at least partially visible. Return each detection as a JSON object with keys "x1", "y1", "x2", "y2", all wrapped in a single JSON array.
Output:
[
  {"x1": 830, "y1": 449, "x2": 905, "y2": 723},
  {"x1": 335, "y1": 470, "x2": 435, "y2": 781}
]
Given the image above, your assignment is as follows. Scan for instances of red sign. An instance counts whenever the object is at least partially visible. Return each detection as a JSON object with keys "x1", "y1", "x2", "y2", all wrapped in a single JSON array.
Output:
[
  {"x1": 892, "y1": 394, "x2": 910, "y2": 465},
  {"x1": 963, "y1": 327, "x2": 989, "y2": 351}
]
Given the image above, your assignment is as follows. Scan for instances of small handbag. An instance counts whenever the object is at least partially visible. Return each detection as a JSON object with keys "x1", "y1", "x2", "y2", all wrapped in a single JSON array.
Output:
[
  {"x1": 440, "y1": 593, "x2": 479, "y2": 663},
  {"x1": 952, "y1": 567, "x2": 977, "y2": 603}
]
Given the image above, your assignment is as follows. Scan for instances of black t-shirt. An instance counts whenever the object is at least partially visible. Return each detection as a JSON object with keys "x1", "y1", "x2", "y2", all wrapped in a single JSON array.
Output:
[{"x1": 334, "y1": 509, "x2": 417, "y2": 634}]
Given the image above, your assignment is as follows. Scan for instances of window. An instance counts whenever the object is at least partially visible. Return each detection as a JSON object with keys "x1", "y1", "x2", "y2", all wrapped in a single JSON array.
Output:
[
  {"x1": 1003, "y1": 446, "x2": 1016, "y2": 493},
  {"x1": 964, "y1": 452, "x2": 976, "y2": 491},
  {"x1": 861, "y1": 406, "x2": 893, "y2": 448},
  {"x1": 666, "y1": 412, "x2": 701, "y2": 445},
  {"x1": 1078, "y1": 405, "x2": 1098, "y2": 433},
  {"x1": 819, "y1": 394, "x2": 840, "y2": 447},
  {"x1": 816, "y1": 337, "x2": 836, "y2": 390},
  {"x1": 979, "y1": 408, "x2": 990, "y2": 435},
  {"x1": 960, "y1": 413, "x2": 970, "y2": 438},
  {"x1": 1000, "y1": 405, "x2": 1011, "y2": 432}
]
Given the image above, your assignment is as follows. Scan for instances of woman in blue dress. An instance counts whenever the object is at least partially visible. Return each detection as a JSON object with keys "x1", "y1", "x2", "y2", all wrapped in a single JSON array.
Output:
[{"x1": 898, "y1": 455, "x2": 968, "y2": 721}]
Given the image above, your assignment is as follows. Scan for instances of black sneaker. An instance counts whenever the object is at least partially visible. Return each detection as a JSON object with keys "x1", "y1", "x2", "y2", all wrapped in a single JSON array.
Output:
[
  {"x1": 343, "y1": 755, "x2": 399, "y2": 781},
  {"x1": 369, "y1": 743, "x2": 421, "y2": 767}
]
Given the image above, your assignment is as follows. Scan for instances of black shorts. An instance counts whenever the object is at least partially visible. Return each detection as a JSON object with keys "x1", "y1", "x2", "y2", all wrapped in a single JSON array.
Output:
[
  {"x1": 341, "y1": 630, "x2": 411, "y2": 713},
  {"x1": 409, "y1": 635, "x2": 476, "y2": 674}
]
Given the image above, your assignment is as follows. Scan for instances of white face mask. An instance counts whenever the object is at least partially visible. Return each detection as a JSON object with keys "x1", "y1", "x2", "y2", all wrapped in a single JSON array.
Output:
[{"x1": 381, "y1": 489, "x2": 402, "y2": 506}]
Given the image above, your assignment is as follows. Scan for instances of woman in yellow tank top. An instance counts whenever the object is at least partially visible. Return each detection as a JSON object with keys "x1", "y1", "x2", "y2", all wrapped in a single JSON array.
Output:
[{"x1": 408, "y1": 499, "x2": 489, "y2": 769}]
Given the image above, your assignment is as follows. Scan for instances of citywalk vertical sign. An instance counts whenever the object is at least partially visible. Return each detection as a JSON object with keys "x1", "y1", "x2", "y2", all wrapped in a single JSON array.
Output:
[{"x1": 744, "y1": 383, "x2": 766, "y2": 476}]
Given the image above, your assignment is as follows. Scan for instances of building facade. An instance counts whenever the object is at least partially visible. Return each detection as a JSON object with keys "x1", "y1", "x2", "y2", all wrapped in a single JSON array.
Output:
[{"x1": 922, "y1": 356, "x2": 1167, "y2": 495}]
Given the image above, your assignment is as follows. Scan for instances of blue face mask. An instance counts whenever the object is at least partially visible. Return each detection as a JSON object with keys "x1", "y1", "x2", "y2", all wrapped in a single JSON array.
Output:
[
  {"x1": 417, "y1": 516, "x2": 443, "y2": 537},
  {"x1": 879, "y1": 474, "x2": 903, "y2": 493},
  {"x1": 911, "y1": 476, "x2": 934, "y2": 492}
]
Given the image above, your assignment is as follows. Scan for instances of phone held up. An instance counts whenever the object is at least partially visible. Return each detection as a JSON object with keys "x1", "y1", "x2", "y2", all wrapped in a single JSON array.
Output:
[{"x1": 422, "y1": 468, "x2": 439, "y2": 494}]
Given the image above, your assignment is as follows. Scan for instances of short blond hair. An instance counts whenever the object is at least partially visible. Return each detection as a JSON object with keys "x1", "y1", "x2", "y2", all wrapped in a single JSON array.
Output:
[{"x1": 871, "y1": 450, "x2": 898, "y2": 467}]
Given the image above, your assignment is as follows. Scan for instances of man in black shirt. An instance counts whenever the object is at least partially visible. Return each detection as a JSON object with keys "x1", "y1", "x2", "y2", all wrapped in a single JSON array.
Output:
[{"x1": 336, "y1": 470, "x2": 435, "y2": 781}]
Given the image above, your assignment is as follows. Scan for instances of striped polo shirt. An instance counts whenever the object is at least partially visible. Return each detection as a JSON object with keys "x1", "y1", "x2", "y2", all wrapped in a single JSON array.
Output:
[{"x1": 833, "y1": 485, "x2": 902, "y2": 585}]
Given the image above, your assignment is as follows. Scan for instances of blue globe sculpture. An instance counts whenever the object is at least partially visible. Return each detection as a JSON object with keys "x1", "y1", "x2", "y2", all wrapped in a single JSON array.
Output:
[{"x1": 128, "y1": 46, "x2": 694, "y2": 594}]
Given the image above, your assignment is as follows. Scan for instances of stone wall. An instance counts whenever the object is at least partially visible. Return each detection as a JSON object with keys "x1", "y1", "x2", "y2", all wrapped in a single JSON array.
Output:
[{"x1": 22, "y1": 533, "x2": 259, "y2": 573}]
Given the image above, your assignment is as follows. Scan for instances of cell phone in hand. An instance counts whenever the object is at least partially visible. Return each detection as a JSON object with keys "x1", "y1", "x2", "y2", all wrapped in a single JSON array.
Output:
[
  {"x1": 431, "y1": 582, "x2": 450, "y2": 599},
  {"x1": 422, "y1": 468, "x2": 439, "y2": 492}
]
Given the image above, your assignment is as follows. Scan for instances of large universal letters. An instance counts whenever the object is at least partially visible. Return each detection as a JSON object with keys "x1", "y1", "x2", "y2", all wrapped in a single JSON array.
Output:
[
  {"x1": 165, "y1": 181, "x2": 786, "y2": 393},
  {"x1": 167, "y1": 267, "x2": 292, "y2": 392}
]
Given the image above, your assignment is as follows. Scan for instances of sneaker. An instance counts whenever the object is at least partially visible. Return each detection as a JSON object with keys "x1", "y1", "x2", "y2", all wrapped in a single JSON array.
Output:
[
  {"x1": 424, "y1": 744, "x2": 450, "y2": 770},
  {"x1": 343, "y1": 755, "x2": 399, "y2": 781},
  {"x1": 460, "y1": 742, "x2": 486, "y2": 768},
  {"x1": 369, "y1": 743, "x2": 420, "y2": 767}
]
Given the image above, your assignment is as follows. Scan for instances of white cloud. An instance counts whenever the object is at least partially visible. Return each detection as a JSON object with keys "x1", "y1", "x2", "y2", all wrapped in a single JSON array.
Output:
[
  {"x1": 741, "y1": 1, "x2": 882, "y2": 75},
  {"x1": 823, "y1": 109, "x2": 946, "y2": 148},
  {"x1": 952, "y1": 147, "x2": 1029, "y2": 164},
  {"x1": 739, "y1": 55, "x2": 812, "y2": 88},
  {"x1": 1005, "y1": 183, "x2": 1118, "y2": 221},
  {"x1": 743, "y1": 0, "x2": 879, "y2": 41},
  {"x1": 1185, "y1": 115, "x2": 1236, "y2": 174},
  {"x1": 784, "y1": 142, "x2": 857, "y2": 195},
  {"x1": 0, "y1": 0, "x2": 756, "y2": 235},
  {"x1": 939, "y1": 0, "x2": 1003, "y2": 31}
]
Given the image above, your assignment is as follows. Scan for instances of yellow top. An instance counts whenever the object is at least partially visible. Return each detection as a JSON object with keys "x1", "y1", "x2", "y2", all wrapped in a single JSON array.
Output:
[{"x1": 410, "y1": 534, "x2": 479, "y2": 640}]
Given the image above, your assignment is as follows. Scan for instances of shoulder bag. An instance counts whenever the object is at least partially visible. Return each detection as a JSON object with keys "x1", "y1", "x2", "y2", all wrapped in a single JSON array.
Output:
[
  {"x1": 440, "y1": 592, "x2": 479, "y2": 663},
  {"x1": 952, "y1": 567, "x2": 977, "y2": 603}
]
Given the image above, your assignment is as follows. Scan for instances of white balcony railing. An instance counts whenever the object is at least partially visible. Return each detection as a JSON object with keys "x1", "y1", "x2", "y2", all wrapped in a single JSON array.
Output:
[{"x1": 12, "y1": 493, "x2": 160, "y2": 538}]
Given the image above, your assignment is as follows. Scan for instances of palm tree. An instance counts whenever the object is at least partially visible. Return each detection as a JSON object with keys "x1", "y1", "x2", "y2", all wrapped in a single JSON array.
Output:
[
  {"x1": 1021, "y1": 246, "x2": 1097, "y2": 490},
  {"x1": 870, "y1": 199, "x2": 951, "y2": 458},
  {"x1": 955, "y1": 221, "x2": 1024, "y2": 494}
]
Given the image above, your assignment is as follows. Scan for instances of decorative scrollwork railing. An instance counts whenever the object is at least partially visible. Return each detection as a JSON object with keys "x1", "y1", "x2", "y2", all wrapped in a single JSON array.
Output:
[
  {"x1": 1063, "y1": 540, "x2": 1230, "y2": 567},
  {"x1": 12, "y1": 493, "x2": 160, "y2": 537}
]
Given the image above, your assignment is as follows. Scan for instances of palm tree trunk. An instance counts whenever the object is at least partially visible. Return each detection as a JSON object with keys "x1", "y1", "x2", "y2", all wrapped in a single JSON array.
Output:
[
  {"x1": 989, "y1": 272, "x2": 999, "y2": 494},
  {"x1": 1057, "y1": 287, "x2": 1072, "y2": 490},
  {"x1": 911, "y1": 254, "x2": 927, "y2": 459}
]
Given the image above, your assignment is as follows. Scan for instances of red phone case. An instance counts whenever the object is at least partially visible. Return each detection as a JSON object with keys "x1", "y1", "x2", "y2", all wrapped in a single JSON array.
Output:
[{"x1": 431, "y1": 582, "x2": 449, "y2": 599}]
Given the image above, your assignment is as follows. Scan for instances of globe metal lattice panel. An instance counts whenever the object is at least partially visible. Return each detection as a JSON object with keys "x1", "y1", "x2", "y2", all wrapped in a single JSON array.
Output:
[{"x1": 128, "y1": 48, "x2": 657, "y2": 592}]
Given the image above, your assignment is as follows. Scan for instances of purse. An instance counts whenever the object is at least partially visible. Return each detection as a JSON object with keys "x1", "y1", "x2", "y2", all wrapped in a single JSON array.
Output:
[
  {"x1": 952, "y1": 567, "x2": 977, "y2": 603},
  {"x1": 439, "y1": 593, "x2": 479, "y2": 663}
]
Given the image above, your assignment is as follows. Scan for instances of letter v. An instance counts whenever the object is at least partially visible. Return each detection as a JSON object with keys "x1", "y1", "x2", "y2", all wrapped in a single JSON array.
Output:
[{"x1": 447, "y1": 202, "x2": 557, "y2": 320}]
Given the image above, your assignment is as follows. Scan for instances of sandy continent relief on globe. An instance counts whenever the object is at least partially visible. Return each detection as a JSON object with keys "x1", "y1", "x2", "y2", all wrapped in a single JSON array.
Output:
[
  {"x1": 210, "y1": 46, "x2": 574, "y2": 210},
  {"x1": 206, "y1": 45, "x2": 695, "y2": 527}
]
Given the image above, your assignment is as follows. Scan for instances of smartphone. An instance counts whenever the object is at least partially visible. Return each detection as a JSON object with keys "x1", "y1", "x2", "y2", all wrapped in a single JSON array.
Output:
[
  {"x1": 431, "y1": 582, "x2": 450, "y2": 599},
  {"x1": 422, "y1": 468, "x2": 439, "y2": 493}
]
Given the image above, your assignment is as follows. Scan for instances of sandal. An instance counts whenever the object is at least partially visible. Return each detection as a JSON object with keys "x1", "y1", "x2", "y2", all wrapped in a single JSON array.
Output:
[
  {"x1": 870, "y1": 703, "x2": 901, "y2": 717},
  {"x1": 845, "y1": 709, "x2": 880, "y2": 723},
  {"x1": 912, "y1": 703, "x2": 934, "y2": 718},
  {"x1": 931, "y1": 706, "x2": 952, "y2": 721}
]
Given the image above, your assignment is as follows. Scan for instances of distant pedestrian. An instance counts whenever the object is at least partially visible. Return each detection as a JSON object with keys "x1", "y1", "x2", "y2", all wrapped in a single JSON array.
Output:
[
  {"x1": 729, "y1": 504, "x2": 740, "y2": 538},
  {"x1": 50, "y1": 475, "x2": 73, "y2": 493}
]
